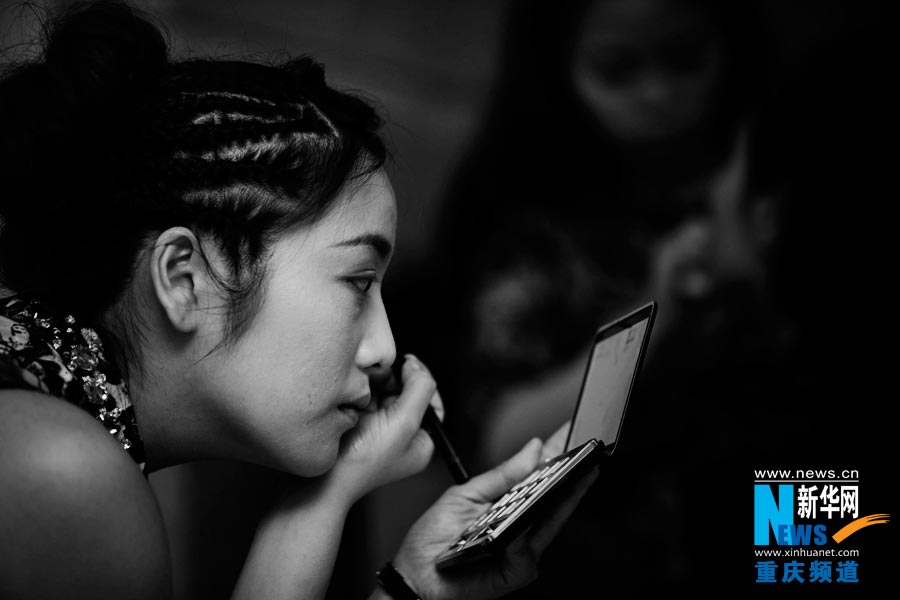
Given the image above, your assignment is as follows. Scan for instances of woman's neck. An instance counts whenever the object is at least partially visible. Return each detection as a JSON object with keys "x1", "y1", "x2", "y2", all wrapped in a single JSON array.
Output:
[{"x1": 125, "y1": 329, "x2": 219, "y2": 473}]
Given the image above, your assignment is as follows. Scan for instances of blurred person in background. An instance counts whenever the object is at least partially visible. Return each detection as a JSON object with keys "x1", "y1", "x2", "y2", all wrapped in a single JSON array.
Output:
[
  {"x1": 391, "y1": 0, "x2": 777, "y2": 471},
  {"x1": 389, "y1": 0, "x2": 892, "y2": 591}
]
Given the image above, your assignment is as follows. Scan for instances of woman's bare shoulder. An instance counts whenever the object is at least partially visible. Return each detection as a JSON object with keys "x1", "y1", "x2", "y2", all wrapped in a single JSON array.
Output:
[{"x1": 0, "y1": 389, "x2": 173, "y2": 599}]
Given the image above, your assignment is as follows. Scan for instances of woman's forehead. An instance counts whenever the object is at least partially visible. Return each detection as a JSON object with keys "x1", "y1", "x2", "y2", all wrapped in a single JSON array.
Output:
[
  {"x1": 579, "y1": 0, "x2": 715, "y2": 45},
  {"x1": 327, "y1": 170, "x2": 397, "y2": 232},
  {"x1": 277, "y1": 170, "x2": 397, "y2": 258}
]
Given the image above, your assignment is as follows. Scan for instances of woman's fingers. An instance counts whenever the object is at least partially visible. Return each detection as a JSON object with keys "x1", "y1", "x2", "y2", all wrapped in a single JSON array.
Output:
[
  {"x1": 541, "y1": 421, "x2": 571, "y2": 461},
  {"x1": 390, "y1": 354, "x2": 437, "y2": 434},
  {"x1": 430, "y1": 389, "x2": 444, "y2": 422},
  {"x1": 458, "y1": 437, "x2": 543, "y2": 503},
  {"x1": 397, "y1": 354, "x2": 444, "y2": 430}
]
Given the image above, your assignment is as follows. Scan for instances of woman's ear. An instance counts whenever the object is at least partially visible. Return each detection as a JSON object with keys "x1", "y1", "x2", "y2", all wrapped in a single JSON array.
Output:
[{"x1": 149, "y1": 227, "x2": 211, "y2": 333}]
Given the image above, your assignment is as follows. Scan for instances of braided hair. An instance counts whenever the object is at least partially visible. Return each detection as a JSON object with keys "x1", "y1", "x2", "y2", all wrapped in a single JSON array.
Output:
[{"x1": 0, "y1": 0, "x2": 387, "y2": 369}]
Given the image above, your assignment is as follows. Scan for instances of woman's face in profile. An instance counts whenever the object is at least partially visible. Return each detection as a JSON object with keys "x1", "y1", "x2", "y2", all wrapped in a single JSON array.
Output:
[
  {"x1": 570, "y1": 0, "x2": 724, "y2": 145},
  {"x1": 199, "y1": 170, "x2": 398, "y2": 476}
]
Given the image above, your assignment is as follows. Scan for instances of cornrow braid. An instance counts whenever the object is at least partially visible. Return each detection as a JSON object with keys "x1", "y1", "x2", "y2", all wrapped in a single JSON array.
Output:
[{"x1": 123, "y1": 60, "x2": 382, "y2": 348}]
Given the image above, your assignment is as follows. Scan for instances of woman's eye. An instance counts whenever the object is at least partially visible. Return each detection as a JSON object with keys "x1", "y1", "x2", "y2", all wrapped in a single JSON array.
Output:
[{"x1": 350, "y1": 276, "x2": 375, "y2": 294}]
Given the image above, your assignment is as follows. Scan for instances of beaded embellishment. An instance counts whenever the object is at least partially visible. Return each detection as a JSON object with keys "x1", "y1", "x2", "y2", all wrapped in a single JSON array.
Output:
[{"x1": 0, "y1": 296, "x2": 145, "y2": 472}]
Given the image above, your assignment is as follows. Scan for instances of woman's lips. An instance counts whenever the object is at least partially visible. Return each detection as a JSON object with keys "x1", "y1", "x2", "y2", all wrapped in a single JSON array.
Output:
[
  {"x1": 338, "y1": 404, "x2": 362, "y2": 424},
  {"x1": 348, "y1": 393, "x2": 372, "y2": 411},
  {"x1": 337, "y1": 393, "x2": 371, "y2": 423}
]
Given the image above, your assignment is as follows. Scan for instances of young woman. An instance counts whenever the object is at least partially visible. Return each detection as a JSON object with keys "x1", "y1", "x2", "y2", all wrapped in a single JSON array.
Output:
[{"x1": 0, "y1": 2, "x2": 596, "y2": 599}]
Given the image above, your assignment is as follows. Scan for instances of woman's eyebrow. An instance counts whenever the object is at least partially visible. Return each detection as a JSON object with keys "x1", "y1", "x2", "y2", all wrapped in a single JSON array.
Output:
[{"x1": 331, "y1": 233, "x2": 393, "y2": 260}]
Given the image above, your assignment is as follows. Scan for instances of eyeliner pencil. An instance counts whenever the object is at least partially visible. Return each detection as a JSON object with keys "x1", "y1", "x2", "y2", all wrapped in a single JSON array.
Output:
[
  {"x1": 421, "y1": 404, "x2": 470, "y2": 484},
  {"x1": 377, "y1": 359, "x2": 471, "y2": 485}
]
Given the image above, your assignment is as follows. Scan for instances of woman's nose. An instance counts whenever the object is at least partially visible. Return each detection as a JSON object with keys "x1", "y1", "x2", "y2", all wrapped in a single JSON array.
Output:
[{"x1": 356, "y1": 293, "x2": 397, "y2": 374}]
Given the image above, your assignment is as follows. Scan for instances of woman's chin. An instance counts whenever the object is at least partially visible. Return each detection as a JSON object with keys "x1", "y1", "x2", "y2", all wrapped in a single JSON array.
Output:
[
  {"x1": 300, "y1": 453, "x2": 338, "y2": 478},
  {"x1": 266, "y1": 444, "x2": 339, "y2": 479}
]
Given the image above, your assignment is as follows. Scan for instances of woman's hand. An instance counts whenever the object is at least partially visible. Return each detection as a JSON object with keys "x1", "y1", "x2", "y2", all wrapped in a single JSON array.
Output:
[
  {"x1": 233, "y1": 355, "x2": 442, "y2": 600},
  {"x1": 387, "y1": 422, "x2": 598, "y2": 600},
  {"x1": 326, "y1": 354, "x2": 441, "y2": 504}
]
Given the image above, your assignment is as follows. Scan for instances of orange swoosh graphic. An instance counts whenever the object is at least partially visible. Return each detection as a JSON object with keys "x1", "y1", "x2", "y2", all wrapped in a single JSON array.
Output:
[{"x1": 832, "y1": 514, "x2": 890, "y2": 543}]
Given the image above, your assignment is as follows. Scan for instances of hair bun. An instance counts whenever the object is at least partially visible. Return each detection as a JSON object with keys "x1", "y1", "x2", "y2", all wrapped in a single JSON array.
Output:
[
  {"x1": 0, "y1": 1, "x2": 171, "y2": 295},
  {"x1": 43, "y1": 0, "x2": 168, "y2": 106},
  {"x1": 0, "y1": 0, "x2": 170, "y2": 196}
]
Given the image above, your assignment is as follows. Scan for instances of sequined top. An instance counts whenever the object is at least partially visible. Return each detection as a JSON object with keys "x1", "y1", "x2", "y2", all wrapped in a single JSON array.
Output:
[{"x1": 0, "y1": 296, "x2": 145, "y2": 472}]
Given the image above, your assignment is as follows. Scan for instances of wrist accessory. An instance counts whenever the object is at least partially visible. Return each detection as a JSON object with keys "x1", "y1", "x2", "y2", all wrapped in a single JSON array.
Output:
[{"x1": 375, "y1": 561, "x2": 421, "y2": 600}]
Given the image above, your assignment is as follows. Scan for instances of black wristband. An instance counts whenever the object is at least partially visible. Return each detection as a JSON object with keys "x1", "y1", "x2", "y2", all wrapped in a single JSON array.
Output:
[{"x1": 375, "y1": 561, "x2": 421, "y2": 600}]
